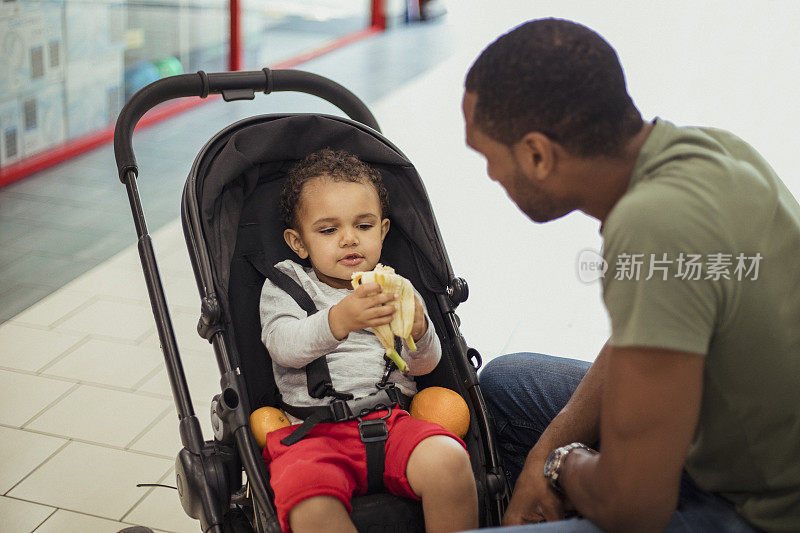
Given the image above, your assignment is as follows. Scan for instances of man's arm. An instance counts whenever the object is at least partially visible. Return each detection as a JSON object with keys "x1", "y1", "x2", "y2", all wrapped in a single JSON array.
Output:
[
  {"x1": 559, "y1": 345, "x2": 704, "y2": 531},
  {"x1": 502, "y1": 343, "x2": 609, "y2": 525}
]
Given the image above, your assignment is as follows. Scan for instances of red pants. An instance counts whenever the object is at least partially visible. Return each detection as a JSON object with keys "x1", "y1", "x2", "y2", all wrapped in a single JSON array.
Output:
[{"x1": 262, "y1": 407, "x2": 466, "y2": 532}]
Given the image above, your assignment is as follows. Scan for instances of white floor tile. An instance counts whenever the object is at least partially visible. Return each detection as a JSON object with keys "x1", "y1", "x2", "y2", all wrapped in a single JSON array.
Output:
[
  {"x1": 0, "y1": 323, "x2": 85, "y2": 372},
  {"x1": 138, "y1": 350, "x2": 221, "y2": 408},
  {"x1": 33, "y1": 509, "x2": 142, "y2": 533},
  {"x1": 149, "y1": 218, "x2": 183, "y2": 248},
  {"x1": 0, "y1": 496, "x2": 54, "y2": 533},
  {"x1": 26, "y1": 384, "x2": 171, "y2": 448},
  {"x1": 0, "y1": 370, "x2": 75, "y2": 427},
  {"x1": 149, "y1": 232, "x2": 194, "y2": 279},
  {"x1": 0, "y1": 426, "x2": 67, "y2": 493},
  {"x1": 9, "y1": 290, "x2": 95, "y2": 329},
  {"x1": 127, "y1": 411, "x2": 183, "y2": 459},
  {"x1": 8, "y1": 441, "x2": 172, "y2": 520},
  {"x1": 54, "y1": 298, "x2": 155, "y2": 342},
  {"x1": 41, "y1": 338, "x2": 163, "y2": 389},
  {"x1": 128, "y1": 403, "x2": 215, "y2": 459},
  {"x1": 165, "y1": 308, "x2": 217, "y2": 355},
  {"x1": 159, "y1": 247, "x2": 195, "y2": 277},
  {"x1": 102, "y1": 244, "x2": 142, "y2": 270},
  {"x1": 138, "y1": 316, "x2": 211, "y2": 358},
  {"x1": 124, "y1": 482, "x2": 202, "y2": 533},
  {"x1": 160, "y1": 273, "x2": 202, "y2": 312},
  {"x1": 64, "y1": 262, "x2": 149, "y2": 303}
]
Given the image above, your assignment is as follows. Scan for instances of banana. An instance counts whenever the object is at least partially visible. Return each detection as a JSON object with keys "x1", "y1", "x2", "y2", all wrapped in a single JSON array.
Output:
[
  {"x1": 398, "y1": 278, "x2": 417, "y2": 351},
  {"x1": 351, "y1": 264, "x2": 419, "y2": 372}
]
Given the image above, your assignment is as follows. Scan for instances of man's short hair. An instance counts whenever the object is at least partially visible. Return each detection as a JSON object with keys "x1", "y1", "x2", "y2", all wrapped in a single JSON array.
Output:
[
  {"x1": 280, "y1": 148, "x2": 390, "y2": 229},
  {"x1": 465, "y1": 18, "x2": 643, "y2": 156}
]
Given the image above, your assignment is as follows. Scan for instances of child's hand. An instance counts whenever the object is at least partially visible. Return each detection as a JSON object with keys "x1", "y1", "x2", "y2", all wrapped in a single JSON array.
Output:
[
  {"x1": 410, "y1": 295, "x2": 428, "y2": 342},
  {"x1": 329, "y1": 282, "x2": 397, "y2": 340}
]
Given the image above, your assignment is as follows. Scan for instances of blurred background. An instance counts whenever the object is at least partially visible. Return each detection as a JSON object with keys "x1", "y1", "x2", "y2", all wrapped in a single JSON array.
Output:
[{"x1": 1, "y1": 1, "x2": 800, "y2": 531}]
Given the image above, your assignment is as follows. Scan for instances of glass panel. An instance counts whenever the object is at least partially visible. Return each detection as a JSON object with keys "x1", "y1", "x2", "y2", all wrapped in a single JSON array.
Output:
[
  {"x1": 1, "y1": 0, "x2": 69, "y2": 164},
  {"x1": 0, "y1": 0, "x2": 229, "y2": 166},
  {"x1": 123, "y1": 0, "x2": 228, "y2": 98},
  {"x1": 64, "y1": 0, "x2": 126, "y2": 138},
  {"x1": 242, "y1": 0, "x2": 370, "y2": 68}
]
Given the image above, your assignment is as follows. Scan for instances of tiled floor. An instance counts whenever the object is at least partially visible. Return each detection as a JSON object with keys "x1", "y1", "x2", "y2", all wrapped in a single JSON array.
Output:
[{"x1": 2, "y1": 1, "x2": 800, "y2": 531}]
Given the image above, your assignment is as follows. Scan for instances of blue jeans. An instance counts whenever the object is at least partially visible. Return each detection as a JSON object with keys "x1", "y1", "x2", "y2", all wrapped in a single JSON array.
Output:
[{"x1": 474, "y1": 353, "x2": 757, "y2": 532}]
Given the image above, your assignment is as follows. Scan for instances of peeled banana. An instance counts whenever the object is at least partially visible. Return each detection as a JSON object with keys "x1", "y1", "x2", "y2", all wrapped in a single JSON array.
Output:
[{"x1": 351, "y1": 264, "x2": 417, "y2": 372}]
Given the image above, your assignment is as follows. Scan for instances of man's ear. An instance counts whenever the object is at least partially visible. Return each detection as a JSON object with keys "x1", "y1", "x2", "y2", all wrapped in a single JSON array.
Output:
[
  {"x1": 518, "y1": 132, "x2": 556, "y2": 181},
  {"x1": 283, "y1": 228, "x2": 309, "y2": 259},
  {"x1": 380, "y1": 218, "x2": 390, "y2": 242}
]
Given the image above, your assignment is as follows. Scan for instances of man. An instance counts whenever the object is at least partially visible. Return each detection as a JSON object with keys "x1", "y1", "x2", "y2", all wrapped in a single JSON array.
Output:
[{"x1": 463, "y1": 18, "x2": 800, "y2": 532}]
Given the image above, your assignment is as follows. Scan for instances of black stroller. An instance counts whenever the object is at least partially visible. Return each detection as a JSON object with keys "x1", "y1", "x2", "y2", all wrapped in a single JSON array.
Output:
[{"x1": 113, "y1": 69, "x2": 508, "y2": 532}]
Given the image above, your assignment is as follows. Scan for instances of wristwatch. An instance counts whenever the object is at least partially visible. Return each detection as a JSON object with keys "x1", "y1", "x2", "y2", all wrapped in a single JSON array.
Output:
[{"x1": 543, "y1": 442, "x2": 595, "y2": 493}]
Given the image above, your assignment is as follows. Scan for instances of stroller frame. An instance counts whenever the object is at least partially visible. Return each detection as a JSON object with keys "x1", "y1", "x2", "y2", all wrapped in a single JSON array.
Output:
[{"x1": 114, "y1": 68, "x2": 508, "y2": 532}]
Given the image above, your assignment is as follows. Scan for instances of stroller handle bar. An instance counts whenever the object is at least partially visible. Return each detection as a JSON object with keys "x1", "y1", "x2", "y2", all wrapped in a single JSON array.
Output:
[{"x1": 113, "y1": 68, "x2": 382, "y2": 181}]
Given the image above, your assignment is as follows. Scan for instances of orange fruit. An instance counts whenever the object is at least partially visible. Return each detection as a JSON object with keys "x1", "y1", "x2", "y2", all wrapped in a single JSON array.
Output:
[
  {"x1": 249, "y1": 406, "x2": 291, "y2": 448},
  {"x1": 409, "y1": 386, "x2": 470, "y2": 438}
]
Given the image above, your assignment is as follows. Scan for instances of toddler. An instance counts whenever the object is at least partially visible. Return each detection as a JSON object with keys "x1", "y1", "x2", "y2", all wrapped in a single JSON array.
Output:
[{"x1": 259, "y1": 148, "x2": 478, "y2": 533}]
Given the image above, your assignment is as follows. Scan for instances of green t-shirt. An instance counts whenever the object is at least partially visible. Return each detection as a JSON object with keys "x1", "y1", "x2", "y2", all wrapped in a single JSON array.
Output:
[{"x1": 601, "y1": 119, "x2": 800, "y2": 531}]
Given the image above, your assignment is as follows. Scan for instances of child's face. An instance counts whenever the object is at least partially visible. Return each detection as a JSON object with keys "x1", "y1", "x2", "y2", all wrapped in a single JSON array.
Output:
[{"x1": 283, "y1": 177, "x2": 390, "y2": 289}]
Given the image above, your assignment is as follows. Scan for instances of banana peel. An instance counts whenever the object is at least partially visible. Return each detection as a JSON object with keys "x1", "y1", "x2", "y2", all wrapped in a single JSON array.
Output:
[{"x1": 351, "y1": 264, "x2": 417, "y2": 373}]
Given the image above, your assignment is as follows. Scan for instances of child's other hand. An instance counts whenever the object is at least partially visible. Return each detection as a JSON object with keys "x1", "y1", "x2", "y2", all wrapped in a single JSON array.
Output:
[
  {"x1": 410, "y1": 295, "x2": 428, "y2": 342},
  {"x1": 329, "y1": 282, "x2": 397, "y2": 340}
]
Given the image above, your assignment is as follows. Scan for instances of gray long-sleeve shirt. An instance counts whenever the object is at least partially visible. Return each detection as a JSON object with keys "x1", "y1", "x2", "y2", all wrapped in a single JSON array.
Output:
[{"x1": 259, "y1": 260, "x2": 441, "y2": 415}]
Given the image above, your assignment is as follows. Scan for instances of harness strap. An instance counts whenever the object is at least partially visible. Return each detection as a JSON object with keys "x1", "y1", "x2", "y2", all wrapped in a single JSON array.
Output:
[
  {"x1": 278, "y1": 409, "x2": 329, "y2": 446},
  {"x1": 359, "y1": 412, "x2": 391, "y2": 494},
  {"x1": 262, "y1": 263, "x2": 317, "y2": 315},
  {"x1": 279, "y1": 385, "x2": 412, "y2": 445}
]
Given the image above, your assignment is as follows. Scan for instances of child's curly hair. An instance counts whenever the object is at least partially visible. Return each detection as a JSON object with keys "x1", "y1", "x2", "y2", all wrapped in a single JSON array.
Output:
[{"x1": 280, "y1": 148, "x2": 390, "y2": 229}]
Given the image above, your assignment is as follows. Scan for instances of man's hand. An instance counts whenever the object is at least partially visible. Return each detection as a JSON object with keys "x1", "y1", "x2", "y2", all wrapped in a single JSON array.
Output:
[
  {"x1": 500, "y1": 343, "x2": 609, "y2": 526},
  {"x1": 503, "y1": 455, "x2": 566, "y2": 525},
  {"x1": 329, "y1": 281, "x2": 397, "y2": 340},
  {"x1": 410, "y1": 295, "x2": 427, "y2": 341}
]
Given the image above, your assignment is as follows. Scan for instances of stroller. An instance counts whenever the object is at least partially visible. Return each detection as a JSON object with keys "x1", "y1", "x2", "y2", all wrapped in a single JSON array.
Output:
[{"x1": 113, "y1": 68, "x2": 508, "y2": 532}]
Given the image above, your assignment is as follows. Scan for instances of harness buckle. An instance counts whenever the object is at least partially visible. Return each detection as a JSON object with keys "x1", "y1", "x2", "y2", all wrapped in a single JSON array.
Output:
[
  {"x1": 384, "y1": 385, "x2": 400, "y2": 405},
  {"x1": 357, "y1": 408, "x2": 391, "y2": 443}
]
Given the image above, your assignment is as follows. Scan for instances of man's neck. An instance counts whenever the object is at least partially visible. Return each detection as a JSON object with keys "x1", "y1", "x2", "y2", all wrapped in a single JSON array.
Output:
[{"x1": 578, "y1": 121, "x2": 654, "y2": 223}]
